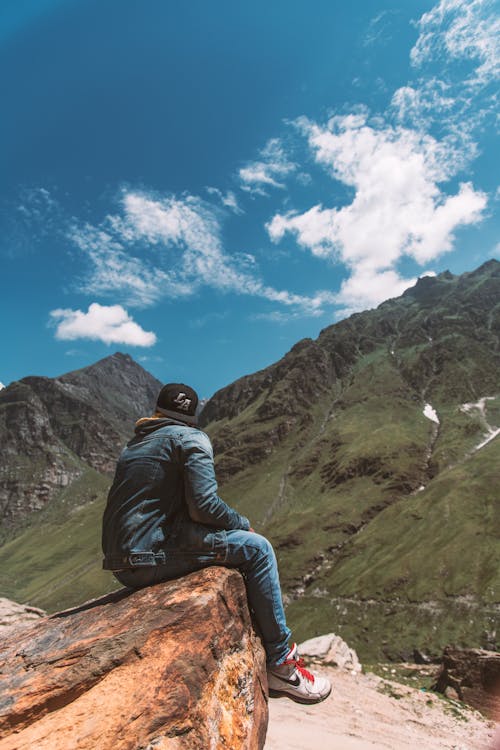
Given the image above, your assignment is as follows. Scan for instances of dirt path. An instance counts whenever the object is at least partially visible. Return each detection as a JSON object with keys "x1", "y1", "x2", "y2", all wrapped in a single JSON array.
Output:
[{"x1": 264, "y1": 667, "x2": 496, "y2": 750}]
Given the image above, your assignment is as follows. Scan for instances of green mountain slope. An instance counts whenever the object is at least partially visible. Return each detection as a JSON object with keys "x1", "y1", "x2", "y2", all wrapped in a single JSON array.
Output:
[
  {"x1": 0, "y1": 469, "x2": 116, "y2": 611},
  {"x1": 285, "y1": 438, "x2": 500, "y2": 660},
  {"x1": 202, "y1": 260, "x2": 500, "y2": 659}
]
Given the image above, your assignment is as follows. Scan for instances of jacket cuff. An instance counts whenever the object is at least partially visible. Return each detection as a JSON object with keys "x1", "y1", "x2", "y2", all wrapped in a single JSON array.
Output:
[{"x1": 240, "y1": 515, "x2": 251, "y2": 531}]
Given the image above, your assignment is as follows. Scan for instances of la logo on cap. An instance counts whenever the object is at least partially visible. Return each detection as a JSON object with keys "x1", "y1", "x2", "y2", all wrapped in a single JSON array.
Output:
[{"x1": 173, "y1": 393, "x2": 191, "y2": 412}]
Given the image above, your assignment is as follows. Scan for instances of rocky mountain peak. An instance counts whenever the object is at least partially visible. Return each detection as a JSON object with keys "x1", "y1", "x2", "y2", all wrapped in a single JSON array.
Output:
[
  {"x1": 470, "y1": 257, "x2": 499, "y2": 275},
  {"x1": 0, "y1": 355, "x2": 162, "y2": 530},
  {"x1": 59, "y1": 351, "x2": 148, "y2": 383},
  {"x1": 401, "y1": 272, "x2": 453, "y2": 303},
  {"x1": 56, "y1": 351, "x2": 162, "y2": 422}
]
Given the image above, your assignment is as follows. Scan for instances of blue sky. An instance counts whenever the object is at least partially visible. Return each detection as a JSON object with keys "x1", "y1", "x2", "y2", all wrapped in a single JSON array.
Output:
[{"x1": 1, "y1": 0, "x2": 498, "y2": 398}]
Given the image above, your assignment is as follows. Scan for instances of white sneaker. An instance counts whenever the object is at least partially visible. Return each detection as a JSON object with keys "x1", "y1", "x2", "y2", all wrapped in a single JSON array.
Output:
[{"x1": 267, "y1": 643, "x2": 332, "y2": 704}]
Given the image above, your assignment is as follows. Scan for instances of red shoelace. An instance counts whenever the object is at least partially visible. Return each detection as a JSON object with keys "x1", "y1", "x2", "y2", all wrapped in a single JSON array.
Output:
[{"x1": 285, "y1": 656, "x2": 315, "y2": 683}]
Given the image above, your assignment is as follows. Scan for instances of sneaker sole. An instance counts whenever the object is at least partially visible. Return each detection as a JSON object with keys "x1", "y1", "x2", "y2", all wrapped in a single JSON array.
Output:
[{"x1": 268, "y1": 685, "x2": 332, "y2": 704}]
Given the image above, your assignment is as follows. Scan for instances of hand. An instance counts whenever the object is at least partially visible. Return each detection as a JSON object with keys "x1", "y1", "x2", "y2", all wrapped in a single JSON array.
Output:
[{"x1": 249, "y1": 527, "x2": 255, "y2": 533}]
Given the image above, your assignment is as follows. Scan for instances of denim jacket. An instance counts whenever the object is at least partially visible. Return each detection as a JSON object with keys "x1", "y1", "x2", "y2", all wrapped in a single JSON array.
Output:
[{"x1": 102, "y1": 418, "x2": 250, "y2": 570}]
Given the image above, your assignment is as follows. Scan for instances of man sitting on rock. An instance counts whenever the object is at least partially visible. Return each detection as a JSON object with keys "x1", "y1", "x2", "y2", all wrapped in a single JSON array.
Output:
[{"x1": 102, "y1": 383, "x2": 331, "y2": 704}]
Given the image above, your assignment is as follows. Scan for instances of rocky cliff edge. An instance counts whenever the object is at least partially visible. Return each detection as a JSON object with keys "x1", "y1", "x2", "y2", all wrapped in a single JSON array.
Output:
[{"x1": 0, "y1": 568, "x2": 268, "y2": 750}]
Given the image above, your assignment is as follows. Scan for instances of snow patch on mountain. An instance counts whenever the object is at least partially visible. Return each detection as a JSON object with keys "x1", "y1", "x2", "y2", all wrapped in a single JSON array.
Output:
[
  {"x1": 423, "y1": 404, "x2": 439, "y2": 424},
  {"x1": 460, "y1": 396, "x2": 499, "y2": 453},
  {"x1": 0, "y1": 382, "x2": 5, "y2": 391},
  {"x1": 461, "y1": 396, "x2": 495, "y2": 417},
  {"x1": 474, "y1": 428, "x2": 500, "y2": 452}
]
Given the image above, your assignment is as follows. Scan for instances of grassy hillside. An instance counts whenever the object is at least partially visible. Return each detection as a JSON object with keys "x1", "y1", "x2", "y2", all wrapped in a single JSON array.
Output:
[
  {"x1": 202, "y1": 264, "x2": 500, "y2": 659},
  {"x1": 213, "y1": 342, "x2": 499, "y2": 658},
  {"x1": 285, "y1": 438, "x2": 500, "y2": 660},
  {"x1": 0, "y1": 469, "x2": 119, "y2": 611}
]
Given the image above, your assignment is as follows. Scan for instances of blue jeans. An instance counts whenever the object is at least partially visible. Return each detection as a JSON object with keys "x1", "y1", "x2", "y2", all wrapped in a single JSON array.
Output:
[{"x1": 114, "y1": 528, "x2": 291, "y2": 665}]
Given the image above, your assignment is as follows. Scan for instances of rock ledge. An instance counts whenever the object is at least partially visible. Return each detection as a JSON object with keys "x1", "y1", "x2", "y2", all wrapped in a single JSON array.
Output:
[
  {"x1": 434, "y1": 646, "x2": 500, "y2": 718},
  {"x1": 0, "y1": 567, "x2": 268, "y2": 750}
]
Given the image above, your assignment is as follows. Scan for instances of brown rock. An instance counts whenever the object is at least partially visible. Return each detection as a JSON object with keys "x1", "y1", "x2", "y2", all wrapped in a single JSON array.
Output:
[
  {"x1": 434, "y1": 646, "x2": 500, "y2": 718},
  {"x1": 0, "y1": 567, "x2": 268, "y2": 749}
]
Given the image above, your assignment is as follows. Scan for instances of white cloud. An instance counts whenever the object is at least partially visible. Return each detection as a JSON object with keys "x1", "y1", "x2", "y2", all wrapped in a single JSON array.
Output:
[
  {"x1": 239, "y1": 138, "x2": 296, "y2": 195},
  {"x1": 391, "y1": 80, "x2": 458, "y2": 134},
  {"x1": 264, "y1": 0, "x2": 496, "y2": 316},
  {"x1": 390, "y1": 0, "x2": 499, "y2": 170},
  {"x1": 68, "y1": 190, "x2": 337, "y2": 318},
  {"x1": 118, "y1": 191, "x2": 249, "y2": 293},
  {"x1": 239, "y1": 165, "x2": 283, "y2": 191},
  {"x1": 270, "y1": 116, "x2": 487, "y2": 264},
  {"x1": 268, "y1": 204, "x2": 337, "y2": 259},
  {"x1": 256, "y1": 286, "x2": 337, "y2": 314},
  {"x1": 69, "y1": 222, "x2": 191, "y2": 307},
  {"x1": 411, "y1": 0, "x2": 500, "y2": 88},
  {"x1": 115, "y1": 191, "x2": 338, "y2": 314},
  {"x1": 267, "y1": 114, "x2": 487, "y2": 311},
  {"x1": 205, "y1": 187, "x2": 243, "y2": 214},
  {"x1": 119, "y1": 192, "x2": 221, "y2": 258},
  {"x1": 50, "y1": 303, "x2": 157, "y2": 346},
  {"x1": 0, "y1": 382, "x2": 5, "y2": 391}
]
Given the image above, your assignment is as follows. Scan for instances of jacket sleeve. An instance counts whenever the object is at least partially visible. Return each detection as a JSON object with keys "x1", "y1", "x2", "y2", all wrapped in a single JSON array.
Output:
[{"x1": 181, "y1": 430, "x2": 250, "y2": 531}]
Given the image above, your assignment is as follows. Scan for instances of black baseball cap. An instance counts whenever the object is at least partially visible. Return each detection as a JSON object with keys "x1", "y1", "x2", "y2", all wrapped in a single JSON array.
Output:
[{"x1": 156, "y1": 383, "x2": 199, "y2": 425}]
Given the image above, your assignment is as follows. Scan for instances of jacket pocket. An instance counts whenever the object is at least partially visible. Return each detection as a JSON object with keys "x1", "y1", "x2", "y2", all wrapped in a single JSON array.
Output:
[{"x1": 168, "y1": 520, "x2": 223, "y2": 556}]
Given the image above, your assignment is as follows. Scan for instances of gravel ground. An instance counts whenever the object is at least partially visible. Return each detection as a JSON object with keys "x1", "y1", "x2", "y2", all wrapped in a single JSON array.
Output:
[{"x1": 264, "y1": 667, "x2": 496, "y2": 750}]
